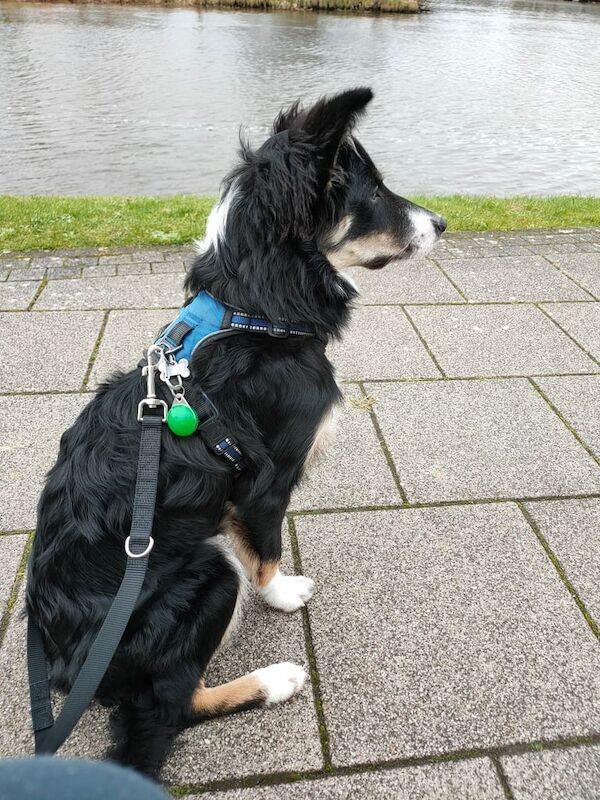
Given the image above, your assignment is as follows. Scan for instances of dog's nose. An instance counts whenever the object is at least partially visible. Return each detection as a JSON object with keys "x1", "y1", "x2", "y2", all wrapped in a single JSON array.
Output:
[{"x1": 434, "y1": 216, "x2": 447, "y2": 235}]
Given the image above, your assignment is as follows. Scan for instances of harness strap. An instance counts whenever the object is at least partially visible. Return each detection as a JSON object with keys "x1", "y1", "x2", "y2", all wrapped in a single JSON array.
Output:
[
  {"x1": 27, "y1": 414, "x2": 162, "y2": 754},
  {"x1": 195, "y1": 393, "x2": 246, "y2": 471}
]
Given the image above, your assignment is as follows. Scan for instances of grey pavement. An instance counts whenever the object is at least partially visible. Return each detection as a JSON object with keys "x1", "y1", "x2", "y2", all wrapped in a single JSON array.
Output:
[{"x1": 1, "y1": 228, "x2": 600, "y2": 797}]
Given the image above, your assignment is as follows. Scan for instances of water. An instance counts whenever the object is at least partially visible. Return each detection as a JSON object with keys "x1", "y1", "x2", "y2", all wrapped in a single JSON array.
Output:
[{"x1": 1, "y1": 0, "x2": 599, "y2": 196}]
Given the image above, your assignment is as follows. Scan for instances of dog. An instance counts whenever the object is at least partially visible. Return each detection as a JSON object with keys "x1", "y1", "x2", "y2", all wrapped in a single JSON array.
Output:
[{"x1": 27, "y1": 87, "x2": 446, "y2": 776}]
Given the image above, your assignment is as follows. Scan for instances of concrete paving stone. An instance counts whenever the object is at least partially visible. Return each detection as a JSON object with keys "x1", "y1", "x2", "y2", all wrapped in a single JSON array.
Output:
[
  {"x1": 295, "y1": 504, "x2": 600, "y2": 766},
  {"x1": 82, "y1": 264, "x2": 117, "y2": 278},
  {"x1": 535, "y1": 376, "x2": 600, "y2": 457},
  {"x1": 63, "y1": 256, "x2": 99, "y2": 267},
  {"x1": 0, "y1": 541, "x2": 321, "y2": 784},
  {"x1": 129, "y1": 251, "x2": 162, "y2": 262},
  {"x1": 97, "y1": 254, "x2": 136, "y2": 266},
  {"x1": 552, "y1": 242, "x2": 585, "y2": 254},
  {"x1": 545, "y1": 254, "x2": 600, "y2": 298},
  {"x1": 30, "y1": 256, "x2": 62, "y2": 270},
  {"x1": 0, "y1": 535, "x2": 28, "y2": 615},
  {"x1": 35, "y1": 274, "x2": 184, "y2": 310},
  {"x1": 7, "y1": 267, "x2": 46, "y2": 282},
  {"x1": 117, "y1": 263, "x2": 151, "y2": 275},
  {"x1": 0, "y1": 281, "x2": 39, "y2": 310},
  {"x1": 328, "y1": 306, "x2": 440, "y2": 381},
  {"x1": 541, "y1": 303, "x2": 600, "y2": 361},
  {"x1": 341, "y1": 260, "x2": 462, "y2": 304},
  {"x1": 436, "y1": 256, "x2": 588, "y2": 302},
  {"x1": 290, "y1": 386, "x2": 401, "y2": 511},
  {"x1": 0, "y1": 310, "x2": 103, "y2": 392},
  {"x1": 151, "y1": 260, "x2": 185, "y2": 274},
  {"x1": 198, "y1": 758, "x2": 505, "y2": 799},
  {"x1": 524, "y1": 498, "x2": 600, "y2": 624},
  {"x1": 91, "y1": 309, "x2": 173, "y2": 385},
  {"x1": 47, "y1": 266, "x2": 82, "y2": 279},
  {"x1": 407, "y1": 305, "x2": 598, "y2": 377},
  {"x1": 503, "y1": 745, "x2": 600, "y2": 800},
  {"x1": 0, "y1": 394, "x2": 90, "y2": 530},
  {"x1": 0, "y1": 269, "x2": 9, "y2": 281},
  {"x1": 366, "y1": 379, "x2": 600, "y2": 502}
]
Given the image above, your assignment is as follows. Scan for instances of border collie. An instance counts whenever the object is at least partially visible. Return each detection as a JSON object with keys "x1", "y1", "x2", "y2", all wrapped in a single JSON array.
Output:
[{"x1": 27, "y1": 88, "x2": 446, "y2": 775}]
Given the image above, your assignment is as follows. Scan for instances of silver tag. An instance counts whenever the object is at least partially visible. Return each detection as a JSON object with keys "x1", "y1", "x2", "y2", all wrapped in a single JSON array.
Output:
[{"x1": 158, "y1": 356, "x2": 191, "y2": 381}]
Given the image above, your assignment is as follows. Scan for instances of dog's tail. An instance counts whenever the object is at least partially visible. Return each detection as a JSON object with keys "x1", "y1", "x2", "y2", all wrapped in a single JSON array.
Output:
[{"x1": 108, "y1": 701, "x2": 180, "y2": 778}]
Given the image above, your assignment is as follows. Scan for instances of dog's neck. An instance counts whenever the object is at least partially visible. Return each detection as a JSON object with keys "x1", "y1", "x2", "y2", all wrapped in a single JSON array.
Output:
[{"x1": 185, "y1": 241, "x2": 357, "y2": 343}]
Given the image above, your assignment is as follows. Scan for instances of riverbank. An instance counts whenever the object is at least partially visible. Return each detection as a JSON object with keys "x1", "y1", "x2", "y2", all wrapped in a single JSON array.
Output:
[
  {"x1": 23, "y1": 0, "x2": 420, "y2": 11},
  {"x1": 1, "y1": 195, "x2": 599, "y2": 252}
]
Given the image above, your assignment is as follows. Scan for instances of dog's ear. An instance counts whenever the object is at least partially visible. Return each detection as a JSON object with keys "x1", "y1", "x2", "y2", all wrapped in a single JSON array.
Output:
[{"x1": 300, "y1": 87, "x2": 373, "y2": 183}]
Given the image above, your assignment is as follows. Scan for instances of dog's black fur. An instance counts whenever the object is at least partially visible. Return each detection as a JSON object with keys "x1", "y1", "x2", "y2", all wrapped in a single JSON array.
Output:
[{"x1": 27, "y1": 88, "x2": 445, "y2": 776}]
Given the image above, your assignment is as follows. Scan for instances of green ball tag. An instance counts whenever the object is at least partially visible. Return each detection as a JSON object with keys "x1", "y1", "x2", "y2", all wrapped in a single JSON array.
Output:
[{"x1": 167, "y1": 403, "x2": 199, "y2": 437}]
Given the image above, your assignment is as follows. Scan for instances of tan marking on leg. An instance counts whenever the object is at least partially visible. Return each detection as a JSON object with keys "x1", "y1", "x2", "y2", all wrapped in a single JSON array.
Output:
[
  {"x1": 191, "y1": 674, "x2": 265, "y2": 716},
  {"x1": 219, "y1": 507, "x2": 280, "y2": 588}
]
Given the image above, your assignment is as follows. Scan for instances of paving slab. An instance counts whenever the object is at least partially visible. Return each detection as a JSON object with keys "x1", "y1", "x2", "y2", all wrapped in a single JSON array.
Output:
[
  {"x1": 91, "y1": 309, "x2": 173, "y2": 386},
  {"x1": 0, "y1": 281, "x2": 39, "y2": 310},
  {"x1": 0, "y1": 535, "x2": 27, "y2": 614},
  {"x1": 342, "y1": 260, "x2": 462, "y2": 305},
  {"x1": 524, "y1": 498, "x2": 600, "y2": 624},
  {"x1": 365, "y1": 379, "x2": 600, "y2": 503},
  {"x1": 437, "y1": 256, "x2": 589, "y2": 302},
  {"x1": 291, "y1": 387, "x2": 401, "y2": 511},
  {"x1": 328, "y1": 306, "x2": 440, "y2": 381},
  {"x1": 35, "y1": 274, "x2": 184, "y2": 310},
  {"x1": 0, "y1": 311, "x2": 104, "y2": 392},
  {"x1": 294, "y1": 504, "x2": 600, "y2": 766},
  {"x1": 541, "y1": 303, "x2": 600, "y2": 362},
  {"x1": 535, "y1": 376, "x2": 600, "y2": 458},
  {"x1": 198, "y1": 758, "x2": 504, "y2": 799},
  {"x1": 503, "y1": 745, "x2": 600, "y2": 800},
  {"x1": 0, "y1": 544, "x2": 321, "y2": 782},
  {"x1": 546, "y1": 253, "x2": 600, "y2": 298},
  {"x1": 0, "y1": 394, "x2": 90, "y2": 530},
  {"x1": 407, "y1": 305, "x2": 598, "y2": 377}
]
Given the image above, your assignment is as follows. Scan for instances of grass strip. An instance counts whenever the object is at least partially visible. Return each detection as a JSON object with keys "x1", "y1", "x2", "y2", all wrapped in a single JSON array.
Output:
[{"x1": 1, "y1": 194, "x2": 598, "y2": 252}]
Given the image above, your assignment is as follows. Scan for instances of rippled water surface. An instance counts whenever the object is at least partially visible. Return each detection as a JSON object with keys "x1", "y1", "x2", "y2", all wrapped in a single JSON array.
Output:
[{"x1": 1, "y1": 0, "x2": 599, "y2": 195}]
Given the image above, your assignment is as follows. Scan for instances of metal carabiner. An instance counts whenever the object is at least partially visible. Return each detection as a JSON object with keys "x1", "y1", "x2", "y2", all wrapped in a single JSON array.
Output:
[{"x1": 137, "y1": 344, "x2": 169, "y2": 422}]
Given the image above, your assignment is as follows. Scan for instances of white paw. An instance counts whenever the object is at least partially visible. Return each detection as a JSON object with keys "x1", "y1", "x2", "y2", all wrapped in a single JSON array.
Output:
[
  {"x1": 258, "y1": 571, "x2": 315, "y2": 612},
  {"x1": 252, "y1": 662, "x2": 307, "y2": 705}
]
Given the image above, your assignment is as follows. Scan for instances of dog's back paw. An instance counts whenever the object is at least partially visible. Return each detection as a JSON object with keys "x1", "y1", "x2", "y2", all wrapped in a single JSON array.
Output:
[{"x1": 252, "y1": 662, "x2": 307, "y2": 705}]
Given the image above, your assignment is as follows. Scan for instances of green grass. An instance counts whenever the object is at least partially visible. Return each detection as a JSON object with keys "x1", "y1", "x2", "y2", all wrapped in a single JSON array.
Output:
[{"x1": 1, "y1": 194, "x2": 598, "y2": 252}]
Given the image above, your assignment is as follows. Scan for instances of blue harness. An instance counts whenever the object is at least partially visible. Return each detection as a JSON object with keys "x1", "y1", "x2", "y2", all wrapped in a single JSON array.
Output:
[
  {"x1": 150, "y1": 291, "x2": 318, "y2": 471},
  {"x1": 154, "y1": 290, "x2": 318, "y2": 361}
]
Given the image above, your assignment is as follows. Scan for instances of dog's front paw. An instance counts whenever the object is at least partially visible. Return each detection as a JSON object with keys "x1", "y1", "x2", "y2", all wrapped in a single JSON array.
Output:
[
  {"x1": 252, "y1": 662, "x2": 307, "y2": 704},
  {"x1": 258, "y1": 571, "x2": 315, "y2": 612}
]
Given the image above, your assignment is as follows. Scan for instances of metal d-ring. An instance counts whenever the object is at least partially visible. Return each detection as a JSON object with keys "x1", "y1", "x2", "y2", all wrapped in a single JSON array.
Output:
[{"x1": 124, "y1": 535, "x2": 154, "y2": 559}]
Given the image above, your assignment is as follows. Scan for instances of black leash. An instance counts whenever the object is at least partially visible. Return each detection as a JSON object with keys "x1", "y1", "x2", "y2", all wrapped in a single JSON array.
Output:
[{"x1": 27, "y1": 414, "x2": 162, "y2": 754}]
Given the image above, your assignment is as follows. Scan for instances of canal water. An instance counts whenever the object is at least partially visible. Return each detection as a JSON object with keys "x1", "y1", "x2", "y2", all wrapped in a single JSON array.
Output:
[{"x1": 1, "y1": 0, "x2": 599, "y2": 196}]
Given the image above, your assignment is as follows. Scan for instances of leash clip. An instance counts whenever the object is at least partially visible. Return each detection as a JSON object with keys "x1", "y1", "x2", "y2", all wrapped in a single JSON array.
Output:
[{"x1": 138, "y1": 344, "x2": 168, "y2": 422}]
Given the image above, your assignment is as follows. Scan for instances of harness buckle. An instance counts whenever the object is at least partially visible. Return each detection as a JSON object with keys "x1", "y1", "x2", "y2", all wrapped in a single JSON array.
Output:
[{"x1": 267, "y1": 320, "x2": 290, "y2": 338}]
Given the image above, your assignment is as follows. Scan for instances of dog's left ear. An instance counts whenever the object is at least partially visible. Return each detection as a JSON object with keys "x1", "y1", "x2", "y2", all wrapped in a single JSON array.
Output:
[{"x1": 301, "y1": 87, "x2": 373, "y2": 185}]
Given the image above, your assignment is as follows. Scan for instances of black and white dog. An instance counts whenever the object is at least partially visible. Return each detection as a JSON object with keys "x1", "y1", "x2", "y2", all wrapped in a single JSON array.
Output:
[{"x1": 27, "y1": 88, "x2": 445, "y2": 775}]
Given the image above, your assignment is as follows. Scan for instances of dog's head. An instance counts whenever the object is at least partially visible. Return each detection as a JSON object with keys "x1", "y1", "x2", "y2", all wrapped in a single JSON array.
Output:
[{"x1": 197, "y1": 88, "x2": 445, "y2": 271}]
